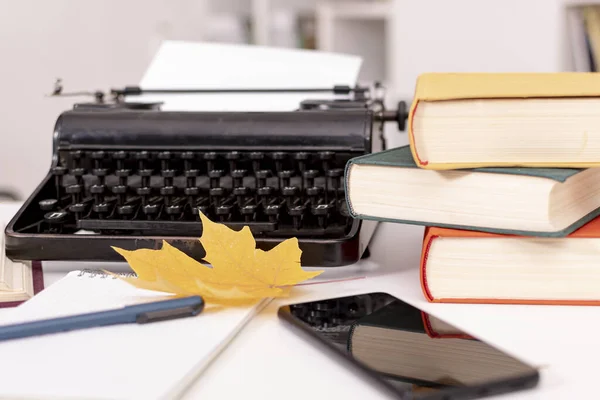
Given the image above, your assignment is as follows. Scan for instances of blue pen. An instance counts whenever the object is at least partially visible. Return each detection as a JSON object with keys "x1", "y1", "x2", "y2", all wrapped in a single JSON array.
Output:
[{"x1": 0, "y1": 295, "x2": 204, "y2": 342}]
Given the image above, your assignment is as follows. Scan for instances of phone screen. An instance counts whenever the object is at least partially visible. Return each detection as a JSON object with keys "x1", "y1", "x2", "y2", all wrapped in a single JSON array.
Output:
[{"x1": 279, "y1": 293, "x2": 539, "y2": 400}]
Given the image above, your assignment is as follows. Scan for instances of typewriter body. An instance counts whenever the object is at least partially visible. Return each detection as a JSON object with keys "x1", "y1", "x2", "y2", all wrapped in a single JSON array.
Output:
[{"x1": 5, "y1": 85, "x2": 406, "y2": 267}]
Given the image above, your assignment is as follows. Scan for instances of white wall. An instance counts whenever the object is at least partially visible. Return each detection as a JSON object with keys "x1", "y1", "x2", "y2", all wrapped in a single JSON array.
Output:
[
  {"x1": 0, "y1": 0, "x2": 208, "y2": 199},
  {"x1": 390, "y1": 0, "x2": 571, "y2": 100}
]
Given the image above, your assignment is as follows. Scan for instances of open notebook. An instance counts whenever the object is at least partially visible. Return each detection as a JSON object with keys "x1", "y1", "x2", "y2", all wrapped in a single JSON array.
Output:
[{"x1": 0, "y1": 270, "x2": 267, "y2": 400}]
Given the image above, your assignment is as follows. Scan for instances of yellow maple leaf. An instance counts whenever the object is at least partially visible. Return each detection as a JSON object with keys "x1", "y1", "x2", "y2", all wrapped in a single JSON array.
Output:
[{"x1": 110, "y1": 212, "x2": 323, "y2": 305}]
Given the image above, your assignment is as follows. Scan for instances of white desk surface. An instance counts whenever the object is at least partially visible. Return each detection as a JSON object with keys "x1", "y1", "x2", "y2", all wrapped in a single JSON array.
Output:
[{"x1": 2, "y1": 201, "x2": 599, "y2": 399}]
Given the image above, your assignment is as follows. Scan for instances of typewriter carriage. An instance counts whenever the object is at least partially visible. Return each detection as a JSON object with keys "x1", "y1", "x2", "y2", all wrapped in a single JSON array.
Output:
[{"x1": 5, "y1": 83, "x2": 407, "y2": 267}]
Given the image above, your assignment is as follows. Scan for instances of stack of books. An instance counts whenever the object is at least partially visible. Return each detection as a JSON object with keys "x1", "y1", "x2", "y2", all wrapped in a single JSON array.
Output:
[{"x1": 345, "y1": 72, "x2": 600, "y2": 305}]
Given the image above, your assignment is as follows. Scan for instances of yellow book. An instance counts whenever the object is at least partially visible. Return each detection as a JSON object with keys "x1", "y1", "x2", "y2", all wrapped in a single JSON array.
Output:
[{"x1": 408, "y1": 72, "x2": 600, "y2": 170}]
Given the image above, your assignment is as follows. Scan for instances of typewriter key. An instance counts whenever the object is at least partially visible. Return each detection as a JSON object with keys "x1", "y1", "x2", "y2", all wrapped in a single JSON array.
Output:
[
  {"x1": 327, "y1": 168, "x2": 344, "y2": 201},
  {"x1": 231, "y1": 169, "x2": 247, "y2": 188},
  {"x1": 289, "y1": 205, "x2": 305, "y2": 230},
  {"x1": 282, "y1": 186, "x2": 299, "y2": 209},
  {"x1": 142, "y1": 204, "x2": 159, "y2": 219},
  {"x1": 39, "y1": 199, "x2": 58, "y2": 211},
  {"x1": 209, "y1": 187, "x2": 226, "y2": 207},
  {"x1": 112, "y1": 185, "x2": 127, "y2": 205},
  {"x1": 160, "y1": 186, "x2": 175, "y2": 206},
  {"x1": 180, "y1": 151, "x2": 195, "y2": 160},
  {"x1": 255, "y1": 170, "x2": 271, "y2": 188},
  {"x1": 166, "y1": 205, "x2": 182, "y2": 220},
  {"x1": 249, "y1": 152, "x2": 264, "y2": 172},
  {"x1": 318, "y1": 151, "x2": 335, "y2": 177},
  {"x1": 225, "y1": 151, "x2": 241, "y2": 172},
  {"x1": 136, "y1": 186, "x2": 151, "y2": 205},
  {"x1": 184, "y1": 186, "x2": 200, "y2": 196},
  {"x1": 114, "y1": 169, "x2": 130, "y2": 186},
  {"x1": 204, "y1": 152, "x2": 217, "y2": 171},
  {"x1": 117, "y1": 205, "x2": 135, "y2": 219},
  {"x1": 264, "y1": 204, "x2": 281, "y2": 224},
  {"x1": 158, "y1": 151, "x2": 172, "y2": 171},
  {"x1": 271, "y1": 152, "x2": 286, "y2": 173},
  {"x1": 216, "y1": 205, "x2": 233, "y2": 222},
  {"x1": 312, "y1": 204, "x2": 332, "y2": 229},
  {"x1": 278, "y1": 170, "x2": 294, "y2": 188},
  {"x1": 257, "y1": 186, "x2": 273, "y2": 206},
  {"x1": 68, "y1": 203, "x2": 86, "y2": 221},
  {"x1": 306, "y1": 186, "x2": 323, "y2": 206},
  {"x1": 303, "y1": 170, "x2": 319, "y2": 188},
  {"x1": 184, "y1": 169, "x2": 199, "y2": 188},
  {"x1": 241, "y1": 204, "x2": 257, "y2": 222},
  {"x1": 112, "y1": 151, "x2": 127, "y2": 161},
  {"x1": 44, "y1": 211, "x2": 68, "y2": 232},
  {"x1": 91, "y1": 150, "x2": 106, "y2": 180},
  {"x1": 90, "y1": 184, "x2": 106, "y2": 205},
  {"x1": 208, "y1": 170, "x2": 225, "y2": 189},
  {"x1": 233, "y1": 186, "x2": 249, "y2": 207},
  {"x1": 92, "y1": 203, "x2": 111, "y2": 218},
  {"x1": 65, "y1": 184, "x2": 83, "y2": 204}
]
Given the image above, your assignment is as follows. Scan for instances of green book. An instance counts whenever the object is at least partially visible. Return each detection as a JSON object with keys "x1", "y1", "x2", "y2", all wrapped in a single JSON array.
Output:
[{"x1": 344, "y1": 145, "x2": 600, "y2": 237}]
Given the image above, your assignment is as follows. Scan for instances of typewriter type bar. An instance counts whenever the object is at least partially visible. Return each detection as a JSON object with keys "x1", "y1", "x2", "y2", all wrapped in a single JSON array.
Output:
[{"x1": 6, "y1": 107, "x2": 380, "y2": 267}]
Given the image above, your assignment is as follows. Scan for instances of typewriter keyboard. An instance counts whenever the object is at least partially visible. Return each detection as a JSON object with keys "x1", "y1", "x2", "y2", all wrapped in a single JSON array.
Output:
[{"x1": 26, "y1": 150, "x2": 355, "y2": 238}]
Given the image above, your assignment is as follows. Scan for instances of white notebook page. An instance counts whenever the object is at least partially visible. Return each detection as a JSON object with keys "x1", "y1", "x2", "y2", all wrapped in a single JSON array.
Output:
[{"x1": 0, "y1": 270, "x2": 263, "y2": 400}]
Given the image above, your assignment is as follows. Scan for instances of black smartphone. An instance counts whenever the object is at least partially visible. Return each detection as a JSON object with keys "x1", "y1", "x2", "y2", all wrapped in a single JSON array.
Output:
[{"x1": 278, "y1": 293, "x2": 539, "y2": 400}]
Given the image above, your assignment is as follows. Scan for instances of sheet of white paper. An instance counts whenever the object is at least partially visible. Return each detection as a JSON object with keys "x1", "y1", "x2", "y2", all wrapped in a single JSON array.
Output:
[
  {"x1": 132, "y1": 40, "x2": 362, "y2": 111},
  {"x1": 0, "y1": 271, "x2": 261, "y2": 400}
]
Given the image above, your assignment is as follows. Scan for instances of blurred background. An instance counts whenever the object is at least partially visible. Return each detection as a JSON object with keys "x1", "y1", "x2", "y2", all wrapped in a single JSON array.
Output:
[{"x1": 0, "y1": 0, "x2": 596, "y2": 200}]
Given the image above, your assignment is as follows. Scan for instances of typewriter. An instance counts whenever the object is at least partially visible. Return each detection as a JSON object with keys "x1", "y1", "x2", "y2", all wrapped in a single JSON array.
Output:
[{"x1": 5, "y1": 83, "x2": 408, "y2": 267}]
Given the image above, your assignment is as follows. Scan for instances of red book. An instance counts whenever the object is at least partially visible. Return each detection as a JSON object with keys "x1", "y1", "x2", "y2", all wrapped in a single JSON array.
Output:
[{"x1": 421, "y1": 217, "x2": 600, "y2": 305}]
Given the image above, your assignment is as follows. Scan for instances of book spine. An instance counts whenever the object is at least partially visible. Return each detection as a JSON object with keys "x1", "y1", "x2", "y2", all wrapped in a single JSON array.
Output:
[
  {"x1": 408, "y1": 99, "x2": 427, "y2": 168},
  {"x1": 419, "y1": 233, "x2": 437, "y2": 303}
]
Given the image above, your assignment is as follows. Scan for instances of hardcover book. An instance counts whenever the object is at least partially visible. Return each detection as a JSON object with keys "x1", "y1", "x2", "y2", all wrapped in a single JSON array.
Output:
[
  {"x1": 345, "y1": 146, "x2": 600, "y2": 237},
  {"x1": 420, "y1": 216, "x2": 600, "y2": 305},
  {"x1": 408, "y1": 72, "x2": 600, "y2": 169}
]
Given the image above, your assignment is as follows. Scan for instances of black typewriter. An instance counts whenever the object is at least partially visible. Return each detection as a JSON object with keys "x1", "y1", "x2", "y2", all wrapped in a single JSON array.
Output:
[{"x1": 5, "y1": 83, "x2": 407, "y2": 267}]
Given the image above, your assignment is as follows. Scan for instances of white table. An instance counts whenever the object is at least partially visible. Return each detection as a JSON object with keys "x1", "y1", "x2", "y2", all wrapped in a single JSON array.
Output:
[{"x1": 2, "y1": 202, "x2": 598, "y2": 399}]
